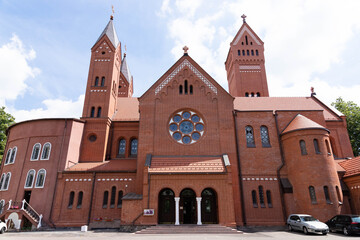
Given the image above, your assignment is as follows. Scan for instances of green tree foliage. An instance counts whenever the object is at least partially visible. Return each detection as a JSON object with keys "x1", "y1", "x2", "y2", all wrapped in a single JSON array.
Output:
[
  {"x1": 332, "y1": 97, "x2": 360, "y2": 156},
  {"x1": 0, "y1": 107, "x2": 15, "y2": 162}
]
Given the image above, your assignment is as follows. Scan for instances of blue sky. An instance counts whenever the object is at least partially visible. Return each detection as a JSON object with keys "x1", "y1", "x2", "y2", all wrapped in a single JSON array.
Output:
[{"x1": 1, "y1": 0, "x2": 360, "y2": 122}]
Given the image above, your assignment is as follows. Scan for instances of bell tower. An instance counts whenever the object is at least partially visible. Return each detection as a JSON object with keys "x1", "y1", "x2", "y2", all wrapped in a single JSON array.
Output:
[{"x1": 225, "y1": 15, "x2": 269, "y2": 97}]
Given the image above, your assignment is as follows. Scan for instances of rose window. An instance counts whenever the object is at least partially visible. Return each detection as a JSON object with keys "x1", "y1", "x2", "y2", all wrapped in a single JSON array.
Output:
[{"x1": 169, "y1": 110, "x2": 205, "y2": 144}]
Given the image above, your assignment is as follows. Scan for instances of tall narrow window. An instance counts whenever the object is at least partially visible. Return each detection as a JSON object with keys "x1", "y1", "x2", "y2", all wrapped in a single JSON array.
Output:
[
  {"x1": 336, "y1": 186, "x2": 342, "y2": 203},
  {"x1": 9, "y1": 147, "x2": 17, "y2": 164},
  {"x1": 68, "y1": 191, "x2": 75, "y2": 209},
  {"x1": 77, "y1": 191, "x2": 83, "y2": 209},
  {"x1": 97, "y1": 107, "x2": 102, "y2": 118},
  {"x1": 252, "y1": 190, "x2": 258, "y2": 207},
  {"x1": 0, "y1": 200, "x2": 4, "y2": 214},
  {"x1": 110, "y1": 186, "x2": 116, "y2": 208},
  {"x1": 256, "y1": 92, "x2": 260, "y2": 97},
  {"x1": 313, "y1": 139, "x2": 321, "y2": 154},
  {"x1": 5, "y1": 148, "x2": 11, "y2": 164},
  {"x1": 101, "y1": 77, "x2": 105, "y2": 86},
  {"x1": 256, "y1": 50, "x2": 259, "y2": 56},
  {"x1": 259, "y1": 186, "x2": 265, "y2": 208},
  {"x1": 130, "y1": 139, "x2": 138, "y2": 155},
  {"x1": 103, "y1": 191, "x2": 109, "y2": 208},
  {"x1": 323, "y1": 186, "x2": 331, "y2": 204},
  {"x1": 118, "y1": 139, "x2": 126, "y2": 155},
  {"x1": 35, "y1": 169, "x2": 46, "y2": 188},
  {"x1": 251, "y1": 92, "x2": 254, "y2": 97},
  {"x1": 245, "y1": 126, "x2": 255, "y2": 147},
  {"x1": 260, "y1": 126, "x2": 270, "y2": 147},
  {"x1": 24, "y1": 169, "x2": 35, "y2": 188},
  {"x1": 247, "y1": 50, "x2": 250, "y2": 56},
  {"x1": 3, "y1": 173, "x2": 11, "y2": 190},
  {"x1": 266, "y1": 190, "x2": 273, "y2": 208},
  {"x1": 300, "y1": 140, "x2": 307, "y2": 155},
  {"x1": 95, "y1": 77, "x2": 99, "y2": 86},
  {"x1": 41, "y1": 143, "x2": 51, "y2": 160},
  {"x1": 189, "y1": 85, "x2": 193, "y2": 94},
  {"x1": 90, "y1": 107, "x2": 95, "y2": 117},
  {"x1": 31, "y1": 143, "x2": 41, "y2": 160},
  {"x1": 179, "y1": 85, "x2": 183, "y2": 94},
  {"x1": 245, "y1": 92, "x2": 249, "y2": 97},
  {"x1": 251, "y1": 50, "x2": 254, "y2": 56},
  {"x1": 245, "y1": 35, "x2": 248, "y2": 45},
  {"x1": 242, "y1": 50, "x2": 245, "y2": 55},
  {"x1": 117, "y1": 190, "x2": 123, "y2": 208},
  {"x1": 184, "y1": 80, "x2": 188, "y2": 94},
  {"x1": 0, "y1": 174, "x2": 5, "y2": 190},
  {"x1": 325, "y1": 139, "x2": 331, "y2": 155},
  {"x1": 309, "y1": 186, "x2": 317, "y2": 204}
]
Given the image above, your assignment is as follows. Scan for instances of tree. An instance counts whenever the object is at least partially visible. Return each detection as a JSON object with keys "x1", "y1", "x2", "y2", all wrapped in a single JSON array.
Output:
[
  {"x1": 0, "y1": 107, "x2": 15, "y2": 162},
  {"x1": 332, "y1": 97, "x2": 360, "y2": 156}
]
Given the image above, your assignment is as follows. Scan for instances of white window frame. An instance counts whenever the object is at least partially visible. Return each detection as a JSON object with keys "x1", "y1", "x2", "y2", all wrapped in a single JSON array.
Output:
[
  {"x1": 0, "y1": 173, "x2": 5, "y2": 190},
  {"x1": 4, "y1": 148, "x2": 12, "y2": 165},
  {"x1": 40, "y1": 142, "x2": 51, "y2": 160},
  {"x1": 3, "y1": 172, "x2": 11, "y2": 191},
  {"x1": 24, "y1": 169, "x2": 36, "y2": 188},
  {"x1": 30, "y1": 143, "x2": 41, "y2": 161},
  {"x1": 0, "y1": 199, "x2": 4, "y2": 214},
  {"x1": 35, "y1": 169, "x2": 46, "y2": 188},
  {"x1": 9, "y1": 146, "x2": 17, "y2": 164}
]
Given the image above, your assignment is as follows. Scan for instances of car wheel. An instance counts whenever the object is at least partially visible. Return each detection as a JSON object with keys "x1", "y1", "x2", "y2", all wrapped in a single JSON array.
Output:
[
  {"x1": 322, "y1": 232, "x2": 327, "y2": 235},
  {"x1": 303, "y1": 227, "x2": 309, "y2": 235},
  {"x1": 0, "y1": 227, "x2": 5, "y2": 234},
  {"x1": 329, "y1": 228, "x2": 336, "y2": 233},
  {"x1": 288, "y1": 224, "x2": 293, "y2": 231},
  {"x1": 343, "y1": 227, "x2": 349, "y2": 236}
]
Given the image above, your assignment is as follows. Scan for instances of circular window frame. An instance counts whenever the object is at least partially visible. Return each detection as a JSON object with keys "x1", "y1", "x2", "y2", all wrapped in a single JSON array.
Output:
[
  {"x1": 168, "y1": 109, "x2": 205, "y2": 145},
  {"x1": 88, "y1": 134, "x2": 97, "y2": 142}
]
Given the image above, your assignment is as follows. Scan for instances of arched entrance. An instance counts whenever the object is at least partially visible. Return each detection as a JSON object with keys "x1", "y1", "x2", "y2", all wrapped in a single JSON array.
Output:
[
  {"x1": 201, "y1": 188, "x2": 218, "y2": 224},
  {"x1": 180, "y1": 188, "x2": 196, "y2": 224},
  {"x1": 158, "y1": 188, "x2": 175, "y2": 224}
]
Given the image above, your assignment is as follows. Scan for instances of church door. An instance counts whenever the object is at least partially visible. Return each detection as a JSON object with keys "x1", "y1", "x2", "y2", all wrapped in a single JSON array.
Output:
[
  {"x1": 201, "y1": 188, "x2": 218, "y2": 224},
  {"x1": 158, "y1": 189, "x2": 175, "y2": 224},
  {"x1": 180, "y1": 188, "x2": 196, "y2": 224}
]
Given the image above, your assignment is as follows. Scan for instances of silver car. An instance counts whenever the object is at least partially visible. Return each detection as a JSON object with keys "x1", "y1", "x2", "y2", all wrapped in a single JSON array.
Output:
[{"x1": 287, "y1": 214, "x2": 329, "y2": 235}]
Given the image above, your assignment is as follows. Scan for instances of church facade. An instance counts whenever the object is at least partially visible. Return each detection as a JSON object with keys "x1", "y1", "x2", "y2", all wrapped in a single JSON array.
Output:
[{"x1": 1, "y1": 16, "x2": 359, "y2": 229}]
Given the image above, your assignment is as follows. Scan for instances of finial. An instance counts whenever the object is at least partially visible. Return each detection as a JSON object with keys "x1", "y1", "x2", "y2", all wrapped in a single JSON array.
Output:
[
  {"x1": 310, "y1": 86, "x2": 316, "y2": 97},
  {"x1": 124, "y1": 45, "x2": 127, "y2": 57},
  {"x1": 183, "y1": 46, "x2": 189, "y2": 55},
  {"x1": 241, "y1": 14, "x2": 247, "y2": 23},
  {"x1": 110, "y1": 5, "x2": 115, "y2": 20}
]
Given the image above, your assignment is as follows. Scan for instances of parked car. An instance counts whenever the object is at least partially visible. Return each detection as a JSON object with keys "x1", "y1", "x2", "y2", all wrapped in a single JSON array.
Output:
[
  {"x1": 287, "y1": 214, "x2": 329, "y2": 235},
  {"x1": 0, "y1": 220, "x2": 7, "y2": 234},
  {"x1": 326, "y1": 214, "x2": 360, "y2": 236}
]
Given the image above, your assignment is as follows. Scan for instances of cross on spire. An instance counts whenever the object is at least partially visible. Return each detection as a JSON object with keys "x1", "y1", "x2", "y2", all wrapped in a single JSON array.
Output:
[
  {"x1": 241, "y1": 14, "x2": 247, "y2": 23},
  {"x1": 183, "y1": 46, "x2": 189, "y2": 55},
  {"x1": 110, "y1": 5, "x2": 114, "y2": 20}
]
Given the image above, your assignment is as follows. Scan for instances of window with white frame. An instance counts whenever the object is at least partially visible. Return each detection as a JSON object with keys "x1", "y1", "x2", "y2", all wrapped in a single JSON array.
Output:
[
  {"x1": 25, "y1": 169, "x2": 36, "y2": 188},
  {"x1": 0, "y1": 173, "x2": 5, "y2": 190},
  {"x1": 41, "y1": 142, "x2": 51, "y2": 160},
  {"x1": 2, "y1": 173, "x2": 11, "y2": 190},
  {"x1": 31, "y1": 143, "x2": 41, "y2": 160},
  {"x1": 4, "y1": 148, "x2": 11, "y2": 164},
  {"x1": 35, "y1": 169, "x2": 46, "y2": 188},
  {"x1": 9, "y1": 147, "x2": 17, "y2": 164},
  {"x1": 0, "y1": 199, "x2": 4, "y2": 214}
]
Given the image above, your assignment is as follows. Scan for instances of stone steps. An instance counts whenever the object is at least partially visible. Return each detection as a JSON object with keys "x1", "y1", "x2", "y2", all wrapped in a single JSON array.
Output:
[{"x1": 135, "y1": 224, "x2": 243, "y2": 234}]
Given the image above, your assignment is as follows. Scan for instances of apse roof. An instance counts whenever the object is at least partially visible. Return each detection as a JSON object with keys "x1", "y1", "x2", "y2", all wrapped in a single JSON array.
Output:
[
  {"x1": 112, "y1": 97, "x2": 139, "y2": 121},
  {"x1": 94, "y1": 19, "x2": 120, "y2": 48},
  {"x1": 281, "y1": 114, "x2": 329, "y2": 135},
  {"x1": 338, "y1": 156, "x2": 360, "y2": 177}
]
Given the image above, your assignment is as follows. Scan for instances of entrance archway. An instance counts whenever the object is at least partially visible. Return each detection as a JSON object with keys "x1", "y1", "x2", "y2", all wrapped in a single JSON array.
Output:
[
  {"x1": 201, "y1": 188, "x2": 218, "y2": 224},
  {"x1": 180, "y1": 188, "x2": 196, "y2": 224},
  {"x1": 158, "y1": 188, "x2": 175, "y2": 224}
]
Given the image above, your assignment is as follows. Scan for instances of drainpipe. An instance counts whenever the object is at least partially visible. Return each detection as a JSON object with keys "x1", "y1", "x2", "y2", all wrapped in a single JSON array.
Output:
[
  {"x1": 87, "y1": 172, "x2": 96, "y2": 225},
  {"x1": 274, "y1": 111, "x2": 288, "y2": 223},
  {"x1": 233, "y1": 111, "x2": 247, "y2": 226}
]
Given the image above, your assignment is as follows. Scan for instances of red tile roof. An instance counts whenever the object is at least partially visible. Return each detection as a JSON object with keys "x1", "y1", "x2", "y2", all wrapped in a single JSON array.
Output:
[
  {"x1": 282, "y1": 114, "x2": 328, "y2": 135},
  {"x1": 149, "y1": 156, "x2": 226, "y2": 173},
  {"x1": 338, "y1": 156, "x2": 360, "y2": 177},
  {"x1": 234, "y1": 97, "x2": 341, "y2": 121},
  {"x1": 113, "y1": 97, "x2": 139, "y2": 121}
]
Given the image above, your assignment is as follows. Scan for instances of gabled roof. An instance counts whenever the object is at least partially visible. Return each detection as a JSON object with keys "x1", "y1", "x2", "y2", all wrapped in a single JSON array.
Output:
[
  {"x1": 338, "y1": 156, "x2": 360, "y2": 177},
  {"x1": 281, "y1": 114, "x2": 329, "y2": 135},
  {"x1": 94, "y1": 19, "x2": 120, "y2": 48},
  {"x1": 120, "y1": 53, "x2": 132, "y2": 83},
  {"x1": 231, "y1": 22, "x2": 263, "y2": 46}
]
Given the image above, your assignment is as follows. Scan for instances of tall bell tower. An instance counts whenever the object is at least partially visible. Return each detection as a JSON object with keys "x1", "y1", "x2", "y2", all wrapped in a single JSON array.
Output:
[{"x1": 225, "y1": 15, "x2": 269, "y2": 97}]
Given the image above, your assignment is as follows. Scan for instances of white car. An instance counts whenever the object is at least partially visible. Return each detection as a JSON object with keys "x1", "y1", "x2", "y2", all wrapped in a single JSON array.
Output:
[
  {"x1": 287, "y1": 214, "x2": 329, "y2": 235},
  {"x1": 0, "y1": 220, "x2": 7, "y2": 234}
]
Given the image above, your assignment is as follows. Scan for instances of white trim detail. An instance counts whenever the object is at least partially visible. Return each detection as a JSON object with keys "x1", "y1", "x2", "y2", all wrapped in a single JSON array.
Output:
[
  {"x1": 239, "y1": 65, "x2": 261, "y2": 70},
  {"x1": 30, "y1": 143, "x2": 41, "y2": 161},
  {"x1": 233, "y1": 26, "x2": 261, "y2": 46},
  {"x1": 40, "y1": 142, "x2": 51, "y2": 160},
  {"x1": 35, "y1": 169, "x2": 46, "y2": 188},
  {"x1": 24, "y1": 169, "x2": 36, "y2": 188},
  {"x1": 155, "y1": 59, "x2": 217, "y2": 95}
]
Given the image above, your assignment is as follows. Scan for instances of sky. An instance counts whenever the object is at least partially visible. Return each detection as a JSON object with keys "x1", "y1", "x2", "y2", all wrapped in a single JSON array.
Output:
[{"x1": 0, "y1": 0, "x2": 360, "y2": 122}]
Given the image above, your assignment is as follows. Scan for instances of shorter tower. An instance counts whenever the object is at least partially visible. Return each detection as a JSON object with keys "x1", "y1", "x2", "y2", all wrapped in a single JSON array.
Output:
[
  {"x1": 225, "y1": 15, "x2": 269, "y2": 97},
  {"x1": 118, "y1": 53, "x2": 133, "y2": 97}
]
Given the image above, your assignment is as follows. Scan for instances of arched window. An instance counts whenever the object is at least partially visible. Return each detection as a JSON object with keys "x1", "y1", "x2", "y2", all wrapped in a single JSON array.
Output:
[
  {"x1": 68, "y1": 191, "x2": 75, "y2": 209},
  {"x1": 247, "y1": 50, "x2": 250, "y2": 56},
  {"x1": 184, "y1": 80, "x2": 188, "y2": 94},
  {"x1": 118, "y1": 139, "x2": 126, "y2": 155},
  {"x1": 0, "y1": 174, "x2": 5, "y2": 190},
  {"x1": 256, "y1": 50, "x2": 259, "y2": 56},
  {"x1": 95, "y1": 77, "x2": 99, "y2": 86},
  {"x1": 260, "y1": 126, "x2": 270, "y2": 147},
  {"x1": 9, "y1": 147, "x2": 17, "y2": 164},
  {"x1": 190, "y1": 85, "x2": 193, "y2": 94},
  {"x1": 238, "y1": 50, "x2": 241, "y2": 56},
  {"x1": 3, "y1": 173, "x2": 11, "y2": 190},
  {"x1": 252, "y1": 190, "x2": 258, "y2": 207},
  {"x1": 110, "y1": 186, "x2": 116, "y2": 208},
  {"x1": 90, "y1": 107, "x2": 95, "y2": 117},
  {"x1": 0, "y1": 199, "x2": 4, "y2": 214},
  {"x1": 325, "y1": 139, "x2": 331, "y2": 155},
  {"x1": 336, "y1": 186, "x2": 342, "y2": 203},
  {"x1": 245, "y1": 92, "x2": 249, "y2": 97},
  {"x1": 242, "y1": 50, "x2": 245, "y2": 56},
  {"x1": 309, "y1": 186, "x2": 317, "y2": 204},
  {"x1": 251, "y1": 92, "x2": 254, "y2": 97},
  {"x1": 245, "y1": 35, "x2": 248, "y2": 45},
  {"x1": 266, "y1": 190, "x2": 272, "y2": 208},
  {"x1": 258, "y1": 186, "x2": 265, "y2": 208},
  {"x1": 117, "y1": 190, "x2": 123, "y2": 208},
  {"x1": 101, "y1": 77, "x2": 105, "y2": 86},
  {"x1": 31, "y1": 143, "x2": 41, "y2": 160},
  {"x1": 313, "y1": 139, "x2": 321, "y2": 154},
  {"x1": 35, "y1": 169, "x2": 46, "y2": 188},
  {"x1": 77, "y1": 191, "x2": 83, "y2": 209},
  {"x1": 41, "y1": 143, "x2": 51, "y2": 160},
  {"x1": 179, "y1": 85, "x2": 183, "y2": 94},
  {"x1": 300, "y1": 140, "x2": 307, "y2": 155},
  {"x1": 130, "y1": 139, "x2": 138, "y2": 155},
  {"x1": 251, "y1": 50, "x2": 254, "y2": 56},
  {"x1": 103, "y1": 191, "x2": 109, "y2": 208},
  {"x1": 245, "y1": 126, "x2": 255, "y2": 147},
  {"x1": 24, "y1": 169, "x2": 35, "y2": 188},
  {"x1": 97, "y1": 107, "x2": 102, "y2": 118},
  {"x1": 256, "y1": 92, "x2": 260, "y2": 97},
  {"x1": 4, "y1": 148, "x2": 11, "y2": 164},
  {"x1": 323, "y1": 186, "x2": 331, "y2": 204}
]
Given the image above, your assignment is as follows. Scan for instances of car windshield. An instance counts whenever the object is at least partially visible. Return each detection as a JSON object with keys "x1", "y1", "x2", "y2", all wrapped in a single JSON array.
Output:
[
  {"x1": 351, "y1": 217, "x2": 360, "y2": 223},
  {"x1": 301, "y1": 216, "x2": 318, "y2": 222}
]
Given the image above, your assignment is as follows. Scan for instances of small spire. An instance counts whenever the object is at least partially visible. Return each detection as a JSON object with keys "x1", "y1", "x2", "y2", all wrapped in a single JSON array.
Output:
[
  {"x1": 110, "y1": 5, "x2": 115, "y2": 20},
  {"x1": 241, "y1": 14, "x2": 247, "y2": 23},
  {"x1": 310, "y1": 86, "x2": 316, "y2": 97},
  {"x1": 183, "y1": 46, "x2": 189, "y2": 55}
]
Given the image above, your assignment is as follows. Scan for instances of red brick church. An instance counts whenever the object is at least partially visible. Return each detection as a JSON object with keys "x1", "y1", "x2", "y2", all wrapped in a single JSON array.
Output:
[{"x1": 1, "y1": 15, "x2": 360, "y2": 229}]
